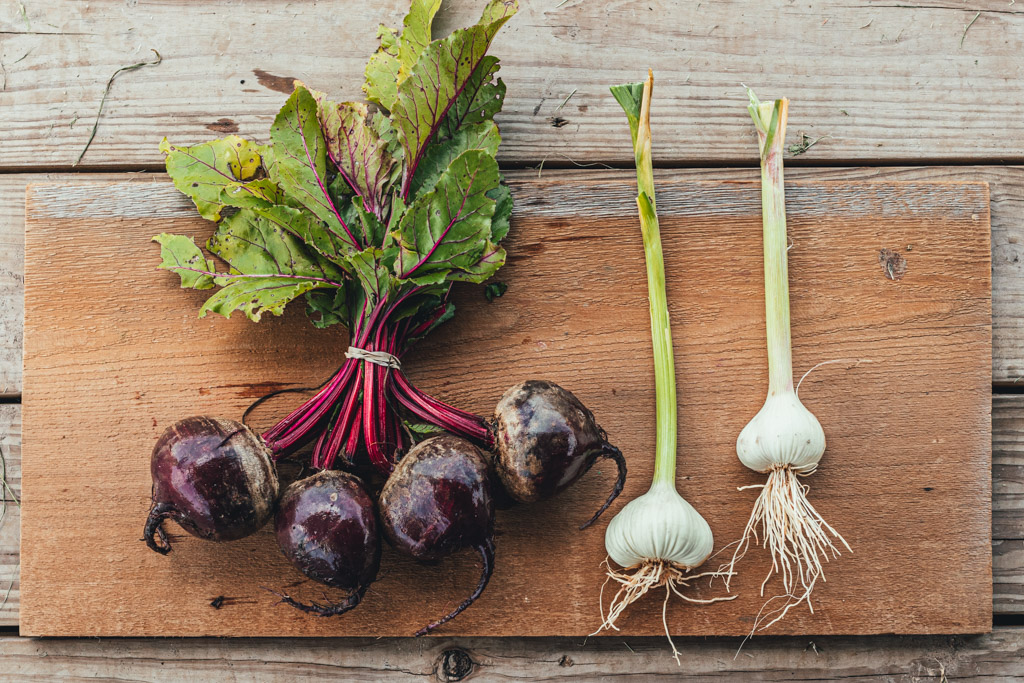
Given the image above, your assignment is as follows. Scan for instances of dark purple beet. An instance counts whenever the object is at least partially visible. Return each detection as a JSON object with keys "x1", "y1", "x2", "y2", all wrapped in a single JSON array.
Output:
[
  {"x1": 379, "y1": 434, "x2": 495, "y2": 636},
  {"x1": 272, "y1": 470, "x2": 380, "y2": 617},
  {"x1": 144, "y1": 416, "x2": 279, "y2": 554},
  {"x1": 491, "y1": 380, "x2": 626, "y2": 528}
]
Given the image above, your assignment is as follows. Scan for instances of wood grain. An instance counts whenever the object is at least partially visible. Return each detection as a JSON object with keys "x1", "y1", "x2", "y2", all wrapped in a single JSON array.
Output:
[
  {"x1": 2, "y1": 1, "x2": 1024, "y2": 170},
  {"x1": 19, "y1": 178, "x2": 991, "y2": 637},
  {"x1": 0, "y1": 404, "x2": 20, "y2": 627},
  {"x1": 3, "y1": 629, "x2": 1024, "y2": 680},
  {"x1": 3, "y1": 166, "x2": 1024, "y2": 396}
]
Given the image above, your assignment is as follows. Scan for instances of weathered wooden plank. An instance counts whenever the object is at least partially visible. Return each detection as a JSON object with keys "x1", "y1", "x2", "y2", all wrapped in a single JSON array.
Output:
[
  {"x1": 1, "y1": 396, "x2": 1021, "y2": 627},
  {"x1": 2, "y1": 628, "x2": 1023, "y2": 681},
  {"x1": 2, "y1": 166, "x2": 1023, "y2": 396},
  {"x1": 0, "y1": 404, "x2": 19, "y2": 628},
  {"x1": 0, "y1": 176, "x2": 26, "y2": 396},
  {"x1": 2, "y1": 1, "x2": 1023, "y2": 169},
  {"x1": 18, "y1": 177, "x2": 995, "y2": 637}
]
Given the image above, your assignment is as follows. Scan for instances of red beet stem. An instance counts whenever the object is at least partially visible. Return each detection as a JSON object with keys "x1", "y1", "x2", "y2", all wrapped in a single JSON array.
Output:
[{"x1": 258, "y1": 295, "x2": 492, "y2": 475}]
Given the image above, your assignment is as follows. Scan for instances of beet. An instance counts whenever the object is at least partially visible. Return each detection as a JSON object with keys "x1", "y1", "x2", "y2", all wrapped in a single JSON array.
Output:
[
  {"x1": 273, "y1": 470, "x2": 380, "y2": 617},
  {"x1": 491, "y1": 380, "x2": 627, "y2": 528},
  {"x1": 379, "y1": 434, "x2": 495, "y2": 636},
  {"x1": 143, "y1": 416, "x2": 279, "y2": 554}
]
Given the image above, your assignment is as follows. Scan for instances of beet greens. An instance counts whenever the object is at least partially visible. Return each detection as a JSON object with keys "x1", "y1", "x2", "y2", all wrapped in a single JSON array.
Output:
[{"x1": 155, "y1": 0, "x2": 517, "y2": 474}]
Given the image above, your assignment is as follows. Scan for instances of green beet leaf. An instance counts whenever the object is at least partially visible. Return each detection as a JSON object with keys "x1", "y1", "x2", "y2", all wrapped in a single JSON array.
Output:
[
  {"x1": 409, "y1": 120, "x2": 500, "y2": 197},
  {"x1": 396, "y1": 149, "x2": 499, "y2": 279},
  {"x1": 207, "y1": 210, "x2": 347, "y2": 284},
  {"x1": 363, "y1": 26, "x2": 400, "y2": 110},
  {"x1": 159, "y1": 0, "x2": 517, "y2": 333},
  {"x1": 305, "y1": 288, "x2": 349, "y2": 329},
  {"x1": 438, "y1": 56, "x2": 506, "y2": 141},
  {"x1": 199, "y1": 277, "x2": 323, "y2": 322},
  {"x1": 309, "y1": 92, "x2": 397, "y2": 217},
  {"x1": 487, "y1": 182, "x2": 513, "y2": 242},
  {"x1": 153, "y1": 233, "x2": 217, "y2": 289},
  {"x1": 391, "y1": 0, "x2": 517, "y2": 196},
  {"x1": 398, "y1": 0, "x2": 443, "y2": 81},
  {"x1": 270, "y1": 86, "x2": 361, "y2": 252},
  {"x1": 253, "y1": 204, "x2": 353, "y2": 268},
  {"x1": 160, "y1": 136, "x2": 277, "y2": 221}
]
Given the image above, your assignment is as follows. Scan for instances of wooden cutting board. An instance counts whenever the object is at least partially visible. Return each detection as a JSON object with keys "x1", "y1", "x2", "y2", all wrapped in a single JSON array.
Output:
[{"x1": 20, "y1": 174, "x2": 992, "y2": 637}]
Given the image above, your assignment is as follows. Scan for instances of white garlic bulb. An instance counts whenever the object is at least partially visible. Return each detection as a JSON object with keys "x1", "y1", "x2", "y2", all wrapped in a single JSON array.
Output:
[
  {"x1": 736, "y1": 392, "x2": 825, "y2": 474},
  {"x1": 604, "y1": 481, "x2": 715, "y2": 570}
]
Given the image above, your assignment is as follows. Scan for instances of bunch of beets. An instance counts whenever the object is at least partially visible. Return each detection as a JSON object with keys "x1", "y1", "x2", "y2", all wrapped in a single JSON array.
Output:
[{"x1": 142, "y1": 0, "x2": 625, "y2": 634}]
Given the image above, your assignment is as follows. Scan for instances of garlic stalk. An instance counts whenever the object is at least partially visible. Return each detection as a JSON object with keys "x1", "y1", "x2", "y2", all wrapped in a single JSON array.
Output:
[
  {"x1": 595, "y1": 71, "x2": 733, "y2": 661},
  {"x1": 724, "y1": 89, "x2": 851, "y2": 632}
]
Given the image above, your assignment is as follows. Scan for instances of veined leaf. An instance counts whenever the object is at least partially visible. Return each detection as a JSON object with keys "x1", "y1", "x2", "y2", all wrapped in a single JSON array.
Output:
[
  {"x1": 199, "y1": 277, "x2": 323, "y2": 322},
  {"x1": 410, "y1": 120, "x2": 500, "y2": 197},
  {"x1": 363, "y1": 25, "x2": 400, "y2": 110},
  {"x1": 392, "y1": 0, "x2": 517, "y2": 196},
  {"x1": 254, "y1": 204, "x2": 353, "y2": 267},
  {"x1": 339, "y1": 197, "x2": 387, "y2": 249},
  {"x1": 153, "y1": 233, "x2": 216, "y2": 289},
  {"x1": 488, "y1": 182, "x2": 513, "y2": 242},
  {"x1": 447, "y1": 241, "x2": 506, "y2": 283},
  {"x1": 207, "y1": 210, "x2": 347, "y2": 283},
  {"x1": 269, "y1": 86, "x2": 361, "y2": 251},
  {"x1": 160, "y1": 136, "x2": 273, "y2": 221},
  {"x1": 350, "y1": 248, "x2": 395, "y2": 303},
  {"x1": 310, "y1": 93, "x2": 397, "y2": 216},
  {"x1": 396, "y1": 149, "x2": 499, "y2": 278},
  {"x1": 305, "y1": 288, "x2": 349, "y2": 329},
  {"x1": 363, "y1": 0, "x2": 443, "y2": 110},
  {"x1": 398, "y1": 0, "x2": 442, "y2": 81},
  {"x1": 438, "y1": 56, "x2": 505, "y2": 140}
]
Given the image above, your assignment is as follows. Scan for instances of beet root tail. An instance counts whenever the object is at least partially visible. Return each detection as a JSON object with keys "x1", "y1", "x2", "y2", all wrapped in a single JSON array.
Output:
[
  {"x1": 265, "y1": 584, "x2": 367, "y2": 617},
  {"x1": 143, "y1": 502, "x2": 175, "y2": 555},
  {"x1": 414, "y1": 538, "x2": 495, "y2": 637},
  {"x1": 579, "y1": 443, "x2": 628, "y2": 530}
]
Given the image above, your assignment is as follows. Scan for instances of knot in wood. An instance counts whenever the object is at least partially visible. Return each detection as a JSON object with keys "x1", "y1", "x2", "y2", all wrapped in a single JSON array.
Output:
[{"x1": 437, "y1": 648, "x2": 474, "y2": 682}]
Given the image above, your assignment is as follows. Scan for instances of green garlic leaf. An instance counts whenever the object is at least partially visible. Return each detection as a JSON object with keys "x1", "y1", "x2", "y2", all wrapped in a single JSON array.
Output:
[
  {"x1": 207, "y1": 210, "x2": 347, "y2": 284},
  {"x1": 199, "y1": 277, "x2": 322, "y2": 322},
  {"x1": 305, "y1": 288, "x2": 349, "y2": 329},
  {"x1": 396, "y1": 149, "x2": 499, "y2": 279},
  {"x1": 439, "y1": 57, "x2": 505, "y2": 140},
  {"x1": 392, "y1": 0, "x2": 517, "y2": 194},
  {"x1": 270, "y1": 85, "x2": 361, "y2": 251},
  {"x1": 363, "y1": 25, "x2": 400, "y2": 110},
  {"x1": 160, "y1": 135, "x2": 272, "y2": 221},
  {"x1": 410, "y1": 120, "x2": 500, "y2": 197},
  {"x1": 153, "y1": 233, "x2": 216, "y2": 289},
  {"x1": 609, "y1": 81, "x2": 644, "y2": 147}
]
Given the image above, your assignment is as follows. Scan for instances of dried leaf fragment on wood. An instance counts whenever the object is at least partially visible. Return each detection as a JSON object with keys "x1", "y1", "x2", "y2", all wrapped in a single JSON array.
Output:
[
  {"x1": 787, "y1": 133, "x2": 830, "y2": 156},
  {"x1": 74, "y1": 49, "x2": 162, "y2": 166},
  {"x1": 961, "y1": 11, "x2": 981, "y2": 48}
]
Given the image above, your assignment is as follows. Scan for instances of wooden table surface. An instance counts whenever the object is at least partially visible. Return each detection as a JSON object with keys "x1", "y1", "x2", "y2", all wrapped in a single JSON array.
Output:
[{"x1": 1, "y1": 0, "x2": 1022, "y2": 679}]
